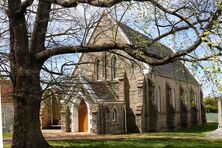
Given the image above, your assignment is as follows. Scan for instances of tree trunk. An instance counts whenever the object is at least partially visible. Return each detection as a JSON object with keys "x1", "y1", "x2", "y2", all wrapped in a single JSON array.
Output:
[
  {"x1": 11, "y1": 66, "x2": 50, "y2": 148},
  {"x1": 7, "y1": 0, "x2": 52, "y2": 147}
]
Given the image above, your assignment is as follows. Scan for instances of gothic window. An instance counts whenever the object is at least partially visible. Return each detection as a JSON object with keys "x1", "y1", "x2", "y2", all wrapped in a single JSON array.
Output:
[
  {"x1": 190, "y1": 89, "x2": 195, "y2": 106},
  {"x1": 184, "y1": 90, "x2": 188, "y2": 105},
  {"x1": 179, "y1": 86, "x2": 185, "y2": 103},
  {"x1": 172, "y1": 88, "x2": 176, "y2": 108},
  {"x1": 194, "y1": 92, "x2": 197, "y2": 106},
  {"x1": 96, "y1": 59, "x2": 100, "y2": 80},
  {"x1": 2, "y1": 113, "x2": 5, "y2": 127},
  {"x1": 111, "y1": 56, "x2": 117, "y2": 80},
  {"x1": 166, "y1": 83, "x2": 171, "y2": 104},
  {"x1": 112, "y1": 108, "x2": 117, "y2": 121},
  {"x1": 157, "y1": 86, "x2": 161, "y2": 112},
  {"x1": 104, "y1": 51, "x2": 108, "y2": 80}
]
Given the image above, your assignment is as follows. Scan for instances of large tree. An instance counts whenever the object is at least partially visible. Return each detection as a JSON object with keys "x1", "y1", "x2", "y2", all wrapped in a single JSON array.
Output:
[{"x1": 0, "y1": 0, "x2": 222, "y2": 147}]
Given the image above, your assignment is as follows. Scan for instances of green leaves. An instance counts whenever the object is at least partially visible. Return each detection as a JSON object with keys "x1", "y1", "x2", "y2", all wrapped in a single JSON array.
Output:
[{"x1": 204, "y1": 96, "x2": 218, "y2": 113}]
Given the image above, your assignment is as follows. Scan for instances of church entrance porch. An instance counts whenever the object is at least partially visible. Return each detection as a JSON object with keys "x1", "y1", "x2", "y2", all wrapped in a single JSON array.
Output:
[
  {"x1": 78, "y1": 99, "x2": 88, "y2": 132},
  {"x1": 69, "y1": 97, "x2": 92, "y2": 133}
]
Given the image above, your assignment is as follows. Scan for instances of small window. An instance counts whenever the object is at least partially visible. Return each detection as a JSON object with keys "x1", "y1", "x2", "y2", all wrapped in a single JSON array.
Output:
[
  {"x1": 190, "y1": 89, "x2": 195, "y2": 106},
  {"x1": 172, "y1": 89, "x2": 176, "y2": 108},
  {"x1": 192, "y1": 92, "x2": 197, "y2": 106},
  {"x1": 157, "y1": 86, "x2": 161, "y2": 112},
  {"x1": 195, "y1": 93, "x2": 197, "y2": 105},
  {"x1": 104, "y1": 51, "x2": 108, "y2": 80},
  {"x1": 96, "y1": 59, "x2": 100, "y2": 80},
  {"x1": 2, "y1": 113, "x2": 5, "y2": 127},
  {"x1": 111, "y1": 56, "x2": 117, "y2": 80},
  {"x1": 179, "y1": 87, "x2": 185, "y2": 103},
  {"x1": 184, "y1": 90, "x2": 188, "y2": 105},
  {"x1": 112, "y1": 108, "x2": 117, "y2": 121}
]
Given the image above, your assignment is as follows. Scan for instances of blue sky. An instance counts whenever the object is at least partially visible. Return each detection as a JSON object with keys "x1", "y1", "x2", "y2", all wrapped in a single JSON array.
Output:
[
  {"x1": 0, "y1": 2, "x2": 220, "y2": 97},
  {"x1": 39, "y1": 3, "x2": 222, "y2": 97}
]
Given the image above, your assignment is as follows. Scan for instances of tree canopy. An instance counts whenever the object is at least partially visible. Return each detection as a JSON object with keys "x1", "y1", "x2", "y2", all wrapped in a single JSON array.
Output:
[{"x1": 204, "y1": 96, "x2": 218, "y2": 113}]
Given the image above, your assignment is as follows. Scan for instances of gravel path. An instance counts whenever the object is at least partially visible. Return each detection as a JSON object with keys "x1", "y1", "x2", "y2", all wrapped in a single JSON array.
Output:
[{"x1": 206, "y1": 128, "x2": 222, "y2": 139}]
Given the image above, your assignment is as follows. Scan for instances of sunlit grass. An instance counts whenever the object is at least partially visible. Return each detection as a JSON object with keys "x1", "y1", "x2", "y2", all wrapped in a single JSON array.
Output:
[
  {"x1": 47, "y1": 138, "x2": 222, "y2": 148},
  {"x1": 3, "y1": 131, "x2": 12, "y2": 138},
  {"x1": 3, "y1": 123, "x2": 219, "y2": 148}
]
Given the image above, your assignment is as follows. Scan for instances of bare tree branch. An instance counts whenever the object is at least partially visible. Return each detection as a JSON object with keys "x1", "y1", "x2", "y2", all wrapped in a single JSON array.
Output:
[{"x1": 36, "y1": 43, "x2": 133, "y2": 61}]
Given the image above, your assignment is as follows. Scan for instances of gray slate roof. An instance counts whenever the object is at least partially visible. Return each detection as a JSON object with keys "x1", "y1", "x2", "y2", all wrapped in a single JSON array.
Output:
[
  {"x1": 119, "y1": 23, "x2": 199, "y2": 84},
  {"x1": 88, "y1": 81, "x2": 118, "y2": 101},
  {"x1": 69, "y1": 76, "x2": 118, "y2": 102}
]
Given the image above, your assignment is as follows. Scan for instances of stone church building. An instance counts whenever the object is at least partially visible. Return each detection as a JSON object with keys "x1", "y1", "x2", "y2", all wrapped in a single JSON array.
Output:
[{"x1": 40, "y1": 13, "x2": 205, "y2": 134}]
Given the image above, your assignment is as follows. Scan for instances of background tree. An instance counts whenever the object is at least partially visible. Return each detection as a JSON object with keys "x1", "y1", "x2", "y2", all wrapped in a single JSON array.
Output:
[
  {"x1": 204, "y1": 96, "x2": 218, "y2": 113},
  {"x1": 0, "y1": 0, "x2": 222, "y2": 147}
]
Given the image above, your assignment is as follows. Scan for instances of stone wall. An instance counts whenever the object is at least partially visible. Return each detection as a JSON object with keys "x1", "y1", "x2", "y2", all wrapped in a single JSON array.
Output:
[
  {"x1": 75, "y1": 45, "x2": 202, "y2": 134},
  {"x1": 149, "y1": 74, "x2": 202, "y2": 130},
  {"x1": 99, "y1": 102, "x2": 125, "y2": 134},
  {"x1": 40, "y1": 96, "x2": 61, "y2": 129},
  {"x1": 71, "y1": 13, "x2": 203, "y2": 134}
]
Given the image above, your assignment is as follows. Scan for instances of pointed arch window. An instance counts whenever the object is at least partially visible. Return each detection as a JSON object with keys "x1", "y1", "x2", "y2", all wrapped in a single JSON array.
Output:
[
  {"x1": 184, "y1": 90, "x2": 188, "y2": 105},
  {"x1": 96, "y1": 59, "x2": 100, "y2": 80},
  {"x1": 172, "y1": 88, "x2": 176, "y2": 108},
  {"x1": 2, "y1": 113, "x2": 5, "y2": 127},
  {"x1": 179, "y1": 86, "x2": 185, "y2": 103},
  {"x1": 104, "y1": 51, "x2": 108, "y2": 80},
  {"x1": 111, "y1": 56, "x2": 117, "y2": 80},
  {"x1": 112, "y1": 108, "x2": 117, "y2": 121},
  {"x1": 157, "y1": 86, "x2": 161, "y2": 112}
]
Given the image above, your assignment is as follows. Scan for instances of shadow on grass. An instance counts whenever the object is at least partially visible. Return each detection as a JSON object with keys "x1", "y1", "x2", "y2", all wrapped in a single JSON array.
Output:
[
  {"x1": 165, "y1": 123, "x2": 218, "y2": 133},
  {"x1": 3, "y1": 123, "x2": 219, "y2": 148},
  {"x1": 138, "y1": 123, "x2": 218, "y2": 137},
  {"x1": 48, "y1": 138, "x2": 222, "y2": 148}
]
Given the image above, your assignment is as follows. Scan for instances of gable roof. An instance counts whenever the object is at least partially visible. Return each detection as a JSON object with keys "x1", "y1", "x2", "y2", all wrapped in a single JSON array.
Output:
[
  {"x1": 119, "y1": 23, "x2": 199, "y2": 84},
  {"x1": 88, "y1": 81, "x2": 118, "y2": 101},
  {"x1": 65, "y1": 76, "x2": 118, "y2": 103}
]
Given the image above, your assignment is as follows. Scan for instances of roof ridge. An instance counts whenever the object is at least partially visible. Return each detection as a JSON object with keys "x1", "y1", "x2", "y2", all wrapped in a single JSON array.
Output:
[{"x1": 118, "y1": 22, "x2": 199, "y2": 84}]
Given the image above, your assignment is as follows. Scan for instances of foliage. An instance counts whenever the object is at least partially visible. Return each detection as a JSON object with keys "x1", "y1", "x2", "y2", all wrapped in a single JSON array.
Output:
[{"x1": 204, "y1": 96, "x2": 218, "y2": 113}]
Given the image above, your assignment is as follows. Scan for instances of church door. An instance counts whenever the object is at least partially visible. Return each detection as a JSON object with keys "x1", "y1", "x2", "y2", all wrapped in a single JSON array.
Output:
[{"x1": 78, "y1": 100, "x2": 88, "y2": 132}]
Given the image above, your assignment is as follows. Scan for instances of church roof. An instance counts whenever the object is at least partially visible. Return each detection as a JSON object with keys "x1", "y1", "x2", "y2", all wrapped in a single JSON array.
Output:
[
  {"x1": 119, "y1": 23, "x2": 199, "y2": 84},
  {"x1": 88, "y1": 81, "x2": 118, "y2": 101},
  {"x1": 67, "y1": 76, "x2": 118, "y2": 103}
]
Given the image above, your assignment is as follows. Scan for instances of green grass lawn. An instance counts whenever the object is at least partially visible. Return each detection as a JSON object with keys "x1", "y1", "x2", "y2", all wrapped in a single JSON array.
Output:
[
  {"x1": 3, "y1": 123, "x2": 220, "y2": 148},
  {"x1": 3, "y1": 131, "x2": 12, "y2": 138},
  {"x1": 4, "y1": 138, "x2": 222, "y2": 148},
  {"x1": 47, "y1": 138, "x2": 222, "y2": 148},
  {"x1": 131, "y1": 123, "x2": 218, "y2": 137}
]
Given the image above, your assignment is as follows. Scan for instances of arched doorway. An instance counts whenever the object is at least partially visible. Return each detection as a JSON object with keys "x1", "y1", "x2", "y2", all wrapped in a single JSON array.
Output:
[{"x1": 78, "y1": 99, "x2": 88, "y2": 132}]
